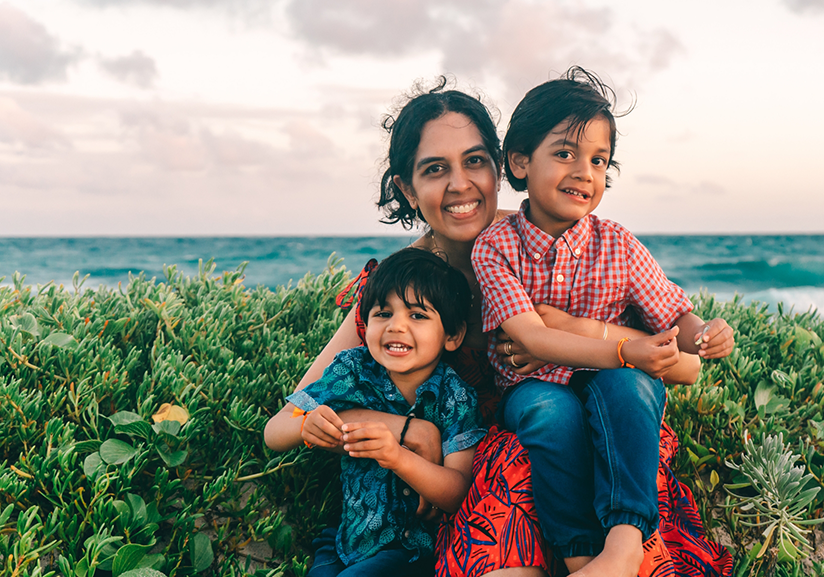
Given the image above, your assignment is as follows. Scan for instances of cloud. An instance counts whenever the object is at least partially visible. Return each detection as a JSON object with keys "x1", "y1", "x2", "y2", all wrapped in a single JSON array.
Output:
[
  {"x1": 99, "y1": 51, "x2": 158, "y2": 89},
  {"x1": 0, "y1": 96, "x2": 70, "y2": 148},
  {"x1": 283, "y1": 0, "x2": 684, "y2": 99},
  {"x1": 119, "y1": 107, "x2": 274, "y2": 171},
  {"x1": 0, "y1": 3, "x2": 78, "y2": 84},
  {"x1": 782, "y1": 0, "x2": 824, "y2": 13},
  {"x1": 636, "y1": 174, "x2": 676, "y2": 187}
]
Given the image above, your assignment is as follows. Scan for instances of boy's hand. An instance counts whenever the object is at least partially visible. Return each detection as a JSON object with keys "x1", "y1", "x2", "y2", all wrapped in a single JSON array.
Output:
[
  {"x1": 623, "y1": 327, "x2": 680, "y2": 379},
  {"x1": 302, "y1": 405, "x2": 345, "y2": 448},
  {"x1": 694, "y1": 318, "x2": 734, "y2": 359},
  {"x1": 342, "y1": 422, "x2": 403, "y2": 470}
]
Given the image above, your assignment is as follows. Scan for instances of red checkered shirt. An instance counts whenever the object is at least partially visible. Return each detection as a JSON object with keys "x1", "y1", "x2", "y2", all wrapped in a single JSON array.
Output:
[{"x1": 472, "y1": 200, "x2": 693, "y2": 389}]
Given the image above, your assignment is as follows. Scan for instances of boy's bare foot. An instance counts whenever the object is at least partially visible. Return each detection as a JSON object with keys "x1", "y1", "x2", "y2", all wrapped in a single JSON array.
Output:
[{"x1": 566, "y1": 525, "x2": 644, "y2": 577}]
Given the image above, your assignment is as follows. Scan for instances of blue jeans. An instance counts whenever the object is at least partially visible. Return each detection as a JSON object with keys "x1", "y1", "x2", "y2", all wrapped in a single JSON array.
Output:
[
  {"x1": 500, "y1": 369, "x2": 666, "y2": 559},
  {"x1": 308, "y1": 527, "x2": 435, "y2": 577}
]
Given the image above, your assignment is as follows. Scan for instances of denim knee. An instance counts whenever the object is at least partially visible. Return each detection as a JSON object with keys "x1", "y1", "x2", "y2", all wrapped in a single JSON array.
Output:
[{"x1": 502, "y1": 378, "x2": 587, "y2": 444}]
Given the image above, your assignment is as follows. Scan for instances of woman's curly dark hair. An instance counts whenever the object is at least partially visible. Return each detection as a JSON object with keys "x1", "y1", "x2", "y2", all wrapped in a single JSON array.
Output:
[{"x1": 378, "y1": 76, "x2": 502, "y2": 229}]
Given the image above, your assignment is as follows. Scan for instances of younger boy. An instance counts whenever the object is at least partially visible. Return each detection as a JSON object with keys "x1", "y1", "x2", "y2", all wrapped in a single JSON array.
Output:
[
  {"x1": 266, "y1": 247, "x2": 486, "y2": 577},
  {"x1": 471, "y1": 67, "x2": 735, "y2": 577}
]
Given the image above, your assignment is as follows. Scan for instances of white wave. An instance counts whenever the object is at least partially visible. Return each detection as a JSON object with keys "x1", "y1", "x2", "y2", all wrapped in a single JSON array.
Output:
[{"x1": 711, "y1": 286, "x2": 823, "y2": 315}]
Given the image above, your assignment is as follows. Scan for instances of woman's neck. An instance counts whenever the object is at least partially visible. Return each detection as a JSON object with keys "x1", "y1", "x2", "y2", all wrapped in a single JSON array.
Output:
[{"x1": 424, "y1": 230, "x2": 474, "y2": 274}]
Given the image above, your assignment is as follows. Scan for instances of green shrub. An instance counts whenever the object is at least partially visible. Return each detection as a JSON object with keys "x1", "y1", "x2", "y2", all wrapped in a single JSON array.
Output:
[
  {"x1": 0, "y1": 259, "x2": 348, "y2": 577},
  {"x1": 0, "y1": 263, "x2": 821, "y2": 576}
]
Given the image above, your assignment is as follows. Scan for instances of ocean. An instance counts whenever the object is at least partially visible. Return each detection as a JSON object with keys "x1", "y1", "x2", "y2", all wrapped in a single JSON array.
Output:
[{"x1": 1, "y1": 235, "x2": 822, "y2": 313}]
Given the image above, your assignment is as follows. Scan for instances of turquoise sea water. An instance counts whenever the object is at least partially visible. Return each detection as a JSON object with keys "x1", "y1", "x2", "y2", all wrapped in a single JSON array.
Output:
[{"x1": 1, "y1": 235, "x2": 822, "y2": 313}]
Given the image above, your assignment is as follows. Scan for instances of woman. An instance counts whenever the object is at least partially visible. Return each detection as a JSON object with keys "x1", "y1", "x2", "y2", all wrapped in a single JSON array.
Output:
[{"x1": 265, "y1": 78, "x2": 731, "y2": 577}]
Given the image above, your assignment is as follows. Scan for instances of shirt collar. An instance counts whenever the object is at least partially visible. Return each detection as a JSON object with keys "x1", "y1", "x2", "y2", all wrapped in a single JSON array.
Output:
[
  {"x1": 360, "y1": 348, "x2": 446, "y2": 406},
  {"x1": 515, "y1": 199, "x2": 592, "y2": 259}
]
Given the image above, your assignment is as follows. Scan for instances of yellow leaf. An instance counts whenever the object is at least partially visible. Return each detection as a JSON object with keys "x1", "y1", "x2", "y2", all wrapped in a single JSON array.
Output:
[
  {"x1": 152, "y1": 403, "x2": 189, "y2": 425},
  {"x1": 709, "y1": 469, "x2": 720, "y2": 492}
]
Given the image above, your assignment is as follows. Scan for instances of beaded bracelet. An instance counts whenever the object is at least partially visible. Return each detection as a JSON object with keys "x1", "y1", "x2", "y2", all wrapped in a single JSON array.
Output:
[{"x1": 617, "y1": 338, "x2": 636, "y2": 369}]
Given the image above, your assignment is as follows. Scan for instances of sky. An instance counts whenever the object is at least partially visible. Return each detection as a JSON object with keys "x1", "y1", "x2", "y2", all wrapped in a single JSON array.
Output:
[{"x1": 0, "y1": 0, "x2": 822, "y2": 237}]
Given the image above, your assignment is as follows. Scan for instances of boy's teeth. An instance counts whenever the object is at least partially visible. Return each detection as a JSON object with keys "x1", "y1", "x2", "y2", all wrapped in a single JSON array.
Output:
[
  {"x1": 564, "y1": 189, "x2": 587, "y2": 198},
  {"x1": 387, "y1": 344, "x2": 410, "y2": 351},
  {"x1": 445, "y1": 201, "x2": 479, "y2": 214}
]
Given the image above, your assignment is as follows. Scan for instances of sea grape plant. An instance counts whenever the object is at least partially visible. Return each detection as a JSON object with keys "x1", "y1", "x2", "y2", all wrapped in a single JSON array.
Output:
[{"x1": 0, "y1": 259, "x2": 822, "y2": 575}]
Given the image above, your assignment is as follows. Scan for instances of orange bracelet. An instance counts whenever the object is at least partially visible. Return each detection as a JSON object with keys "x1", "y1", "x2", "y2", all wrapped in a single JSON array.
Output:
[
  {"x1": 616, "y1": 338, "x2": 636, "y2": 369},
  {"x1": 291, "y1": 407, "x2": 315, "y2": 448}
]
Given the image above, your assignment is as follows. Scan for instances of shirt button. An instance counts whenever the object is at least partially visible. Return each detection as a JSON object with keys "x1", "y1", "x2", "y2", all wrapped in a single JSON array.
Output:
[
  {"x1": 404, "y1": 530, "x2": 411, "y2": 538},
  {"x1": 403, "y1": 488, "x2": 411, "y2": 496},
  {"x1": 533, "y1": 252, "x2": 541, "y2": 260},
  {"x1": 574, "y1": 248, "x2": 581, "y2": 256},
  {"x1": 556, "y1": 274, "x2": 564, "y2": 283}
]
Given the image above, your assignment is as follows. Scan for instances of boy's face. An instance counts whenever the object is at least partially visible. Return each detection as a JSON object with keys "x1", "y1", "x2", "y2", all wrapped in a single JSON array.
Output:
[
  {"x1": 508, "y1": 115, "x2": 611, "y2": 238},
  {"x1": 364, "y1": 289, "x2": 463, "y2": 389}
]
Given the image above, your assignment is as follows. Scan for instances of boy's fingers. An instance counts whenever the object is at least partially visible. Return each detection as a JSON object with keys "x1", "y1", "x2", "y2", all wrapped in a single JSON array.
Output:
[{"x1": 316, "y1": 406, "x2": 345, "y2": 429}]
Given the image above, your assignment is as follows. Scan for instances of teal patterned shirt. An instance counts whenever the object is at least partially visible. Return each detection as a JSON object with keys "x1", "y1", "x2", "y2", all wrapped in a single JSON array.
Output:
[{"x1": 287, "y1": 346, "x2": 486, "y2": 566}]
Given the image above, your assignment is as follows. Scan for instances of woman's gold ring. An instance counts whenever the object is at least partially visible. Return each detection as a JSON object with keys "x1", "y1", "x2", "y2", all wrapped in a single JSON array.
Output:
[{"x1": 504, "y1": 341, "x2": 513, "y2": 356}]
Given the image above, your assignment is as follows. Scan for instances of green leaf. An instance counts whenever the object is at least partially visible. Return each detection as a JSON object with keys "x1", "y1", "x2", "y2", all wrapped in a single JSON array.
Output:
[
  {"x1": 189, "y1": 532, "x2": 213, "y2": 573},
  {"x1": 754, "y1": 381, "x2": 774, "y2": 411},
  {"x1": 116, "y1": 420, "x2": 154, "y2": 440},
  {"x1": 108, "y1": 411, "x2": 143, "y2": 426},
  {"x1": 99, "y1": 439, "x2": 138, "y2": 465},
  {"x1": 83, "y1": 452, "x2": 104, "y2": 479},
  {"x1": 135, "y1": 554, "x2": 165, "y2": 570},
  {"x1": 119, "y1": 569, "x2": 167, "y2": 577},
  {"x1": 11, "y1": 312, "x2": 40, "y2": 337},
  {"x1": 152, "y1": 420, "x2": 181, "y2": 437},
  {"x1": 157, "y1": 447, "x2": 187, "y2": 468},
  {"x1": 126, "y1": 493, "x2": 147, "y2": 525},
  {"x1": 74, "y1": 557, "x2": 89, "y2": 577},
  {"x1": 74, "y1": 440, "x2": 102, "y2": 454},
  {"x1": 113, "y1": 543, "x2": 153, "y2": 577},
  {"x1": 0, "y1": 503, "x2": 14, "y2": 525},
  {"x1": 113, "y1": 500, "x2": 131, "y2": 525},
  {"x1": 41, "y1": 332, "x2": 78, "y2": 349}
]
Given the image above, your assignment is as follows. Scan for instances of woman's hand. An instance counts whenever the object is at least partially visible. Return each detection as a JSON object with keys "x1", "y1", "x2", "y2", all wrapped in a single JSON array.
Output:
[
  {"x1": 495, "y1": 304, "x2": 602, "y2": 374},
  {"x1": 495, "y1": 331, "x2": 544, "y2": 375}
]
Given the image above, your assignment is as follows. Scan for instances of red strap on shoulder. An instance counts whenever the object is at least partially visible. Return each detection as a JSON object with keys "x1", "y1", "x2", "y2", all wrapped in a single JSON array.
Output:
[
  {"x1": 335, "y1": 259, "x2": 379, "y2": 345},
  {"x1": 335, "y1": 258, "x2": 378, "y2": 309}
]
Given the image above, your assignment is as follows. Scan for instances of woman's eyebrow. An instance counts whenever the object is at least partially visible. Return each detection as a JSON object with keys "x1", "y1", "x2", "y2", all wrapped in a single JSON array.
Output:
[{"x1": 415, "y1": 145, "x2": 487, "y2": 170}]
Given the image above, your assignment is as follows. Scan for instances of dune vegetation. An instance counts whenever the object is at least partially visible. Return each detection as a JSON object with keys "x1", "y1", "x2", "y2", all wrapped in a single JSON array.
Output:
[{"x1": 0, "y1": 258, "x2": 822, "y2": 577}]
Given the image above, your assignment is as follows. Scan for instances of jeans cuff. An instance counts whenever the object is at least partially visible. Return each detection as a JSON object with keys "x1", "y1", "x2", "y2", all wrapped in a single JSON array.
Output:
[
  {"x1": 601, "y1": 510, "x2": 658, "y2": 541},
  {"x1": 555, "y1": 540, "x2": 603, "y2": 559}
]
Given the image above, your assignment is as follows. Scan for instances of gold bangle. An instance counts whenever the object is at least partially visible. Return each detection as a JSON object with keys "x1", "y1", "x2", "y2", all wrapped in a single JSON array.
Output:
[
  {"x1": 602, "y1": 321, "x2": 609, "y2": 340},
  {"x1": 617, "y1": 337, "x2": 636, "y2": 369}
]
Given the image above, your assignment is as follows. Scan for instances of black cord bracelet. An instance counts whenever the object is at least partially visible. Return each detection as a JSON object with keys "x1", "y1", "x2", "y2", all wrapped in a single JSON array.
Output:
[{"x1": 399, "y1": 413, "x2": 415, "y2": 447}]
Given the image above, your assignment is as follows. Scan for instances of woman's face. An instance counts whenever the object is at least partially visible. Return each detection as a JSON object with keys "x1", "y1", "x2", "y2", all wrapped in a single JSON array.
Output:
[{"x1": 394, "y1": 112, "x2": 500, "y2": 245}]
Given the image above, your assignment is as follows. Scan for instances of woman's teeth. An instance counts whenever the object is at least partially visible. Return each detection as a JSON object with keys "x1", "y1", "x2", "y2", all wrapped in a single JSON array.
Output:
[{"x1": 445, "y1": 201, "x2": 480, "y2": 214}]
